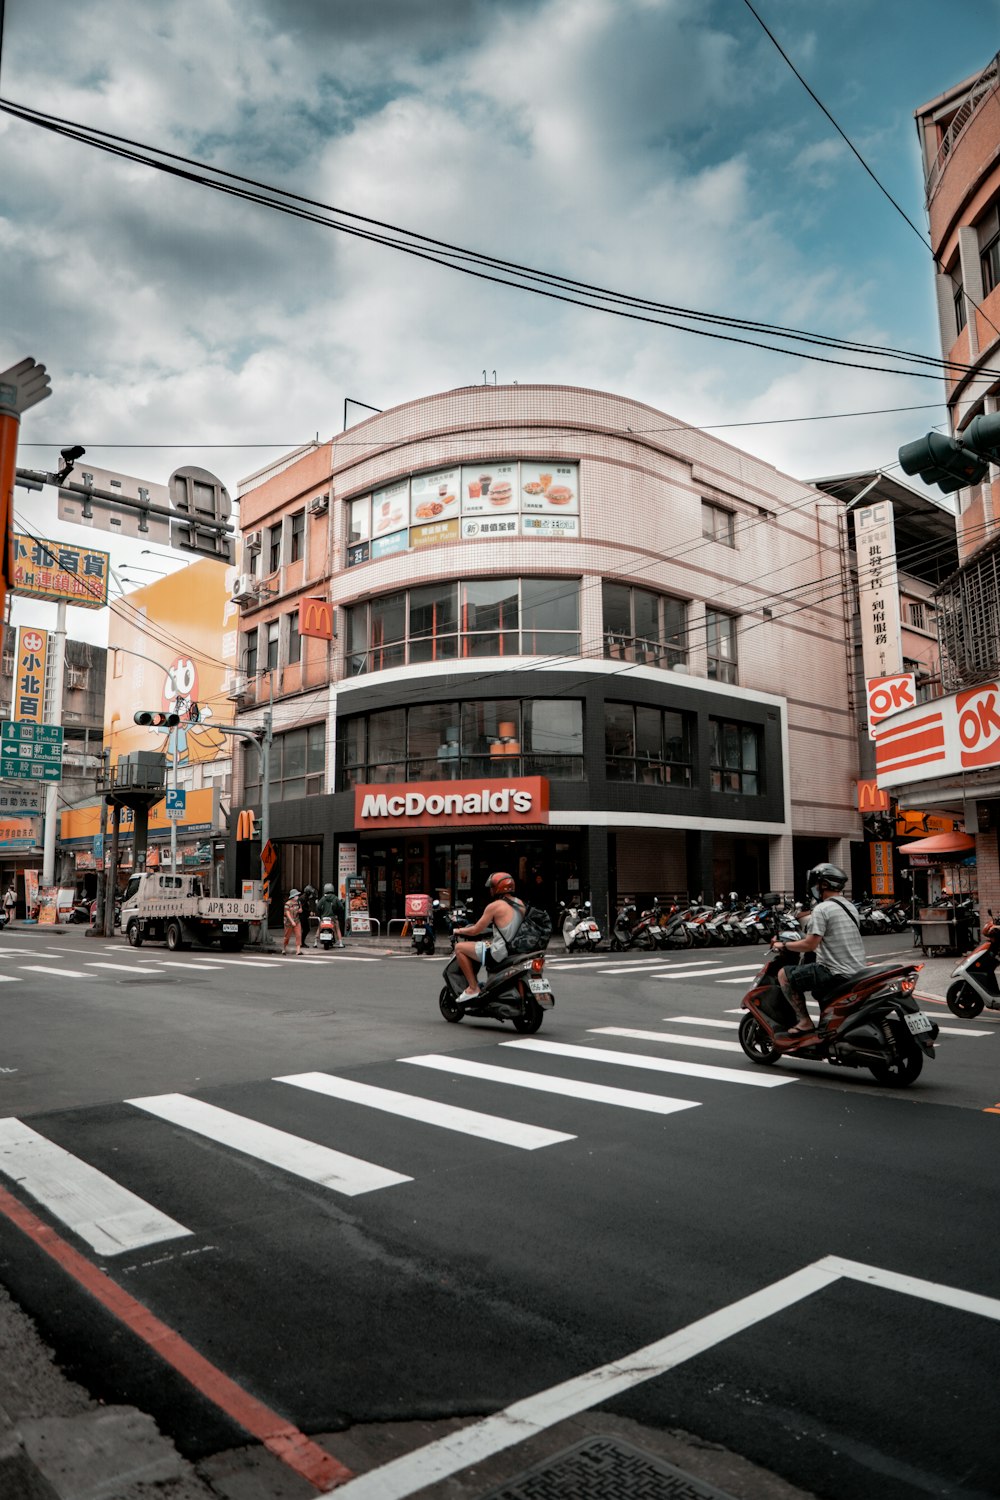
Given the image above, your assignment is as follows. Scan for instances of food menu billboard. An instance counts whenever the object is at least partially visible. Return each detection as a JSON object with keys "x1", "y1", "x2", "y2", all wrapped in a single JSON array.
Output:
[{"x1": 347, "y1": 461, "x2": 579, "y2": 565}]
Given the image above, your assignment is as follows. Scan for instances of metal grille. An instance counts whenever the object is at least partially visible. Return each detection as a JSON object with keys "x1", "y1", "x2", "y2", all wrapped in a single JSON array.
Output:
[
  {"x1": 926, "y1": 52, "x2": 1000, "y2": 202},
  {"x1": 479, "y1": 1437, "x2": 738, "y2": 1500},
  {"x1": 936, "y1": 546, "x2": 1000, "y2": 690}
]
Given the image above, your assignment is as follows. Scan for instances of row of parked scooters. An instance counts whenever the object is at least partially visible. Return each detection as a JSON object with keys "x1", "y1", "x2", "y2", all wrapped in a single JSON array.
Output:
[{"x1": 606, "y1": 892, "x2": 913, "y2": 951}]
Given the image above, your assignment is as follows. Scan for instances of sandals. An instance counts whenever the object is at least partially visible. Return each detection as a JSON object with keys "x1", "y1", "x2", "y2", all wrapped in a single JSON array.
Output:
[{"x1": 457, "y1": 988, "x2": 481, "y2": 1001}]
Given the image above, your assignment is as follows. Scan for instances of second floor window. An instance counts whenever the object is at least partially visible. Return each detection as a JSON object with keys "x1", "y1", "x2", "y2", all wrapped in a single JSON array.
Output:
[
  {"x1": 245, "y1": 723, "x2": 325, "y2": 804},
  {"x1": 706, "y1": 609, "x2": 738, "y2": 684},
  {"x1": 954, "y1": 282, "x2": 968, "y2": 333},
  {"x1": 710, "y1": 719, "x2": 761, "y2": 795},
  {"x1": 266, "y1": 620, "x2": 279, "y2": 671},
  {"x1": 244, "y1": 630, "x2": 258, "y2": 677},
  {"x1": 288, "y1": 610, "x2": 301, "y2": 665},
  {"x1": 605, "y1": 703, "x2": 693, "y2": 786},
  {"x1": 908, "y1": 601, "x2": 926, "y2": 631},
  {"x1": 702, "y1": 501, "x2": 735, "y2": 546},
  {"x1": 602, "y1": 582, "x2": 686, "y2": 669},
  {"x1": 982, "y1": 235, "x2": 1000, "y2": 296}
]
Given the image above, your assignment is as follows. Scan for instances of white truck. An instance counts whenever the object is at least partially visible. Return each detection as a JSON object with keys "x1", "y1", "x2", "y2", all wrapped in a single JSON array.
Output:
[{"x1": 119, "y1": 872, "x2": 266, "y2": 952}]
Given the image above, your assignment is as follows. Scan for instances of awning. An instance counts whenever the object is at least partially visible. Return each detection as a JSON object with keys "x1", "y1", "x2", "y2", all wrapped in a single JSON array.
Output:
[{"x1": 898, "y1": 831, "x2": 976, "y2": 856}]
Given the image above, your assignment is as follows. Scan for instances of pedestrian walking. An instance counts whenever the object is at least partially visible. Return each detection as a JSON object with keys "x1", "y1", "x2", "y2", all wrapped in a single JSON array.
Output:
[
  {"x1": 300, "y1": 884, "x2": 317, "y2": 947},
  {"x1": 282, "y1": 888, "x2": 302, "y2": 956},
  {"x1": 3, "y1": 884, "x2": 16, "y2": 923}
]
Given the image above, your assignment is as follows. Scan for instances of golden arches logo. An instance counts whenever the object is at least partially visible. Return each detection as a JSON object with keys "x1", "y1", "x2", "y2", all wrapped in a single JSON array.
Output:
[
  {"x1": 299, "y1": 598, "x2": 333, "y2": 640},
  {"x1": 236, "y1": 809, "x2": 257, "y2": 841}
]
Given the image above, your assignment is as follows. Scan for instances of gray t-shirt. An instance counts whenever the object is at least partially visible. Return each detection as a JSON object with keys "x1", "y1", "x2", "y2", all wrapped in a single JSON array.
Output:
[{"x1": 808, "y1": 897, "x2": 866, "y2": 976}]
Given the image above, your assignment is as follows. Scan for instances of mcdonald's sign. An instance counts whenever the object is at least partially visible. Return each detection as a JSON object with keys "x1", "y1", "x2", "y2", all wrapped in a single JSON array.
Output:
[
  {"x1": 857, "y1": 779, "x2": 890, "y2": 814},
  {"x1": 236, "y1": 809, "x2": 257, "y2": 841},
  {"x1": 299, "y1": 597, "x2": 334, "y2": 640}
]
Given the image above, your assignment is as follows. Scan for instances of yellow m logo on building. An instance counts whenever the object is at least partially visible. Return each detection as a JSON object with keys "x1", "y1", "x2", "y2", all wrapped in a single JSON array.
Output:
[
  {"x1": 299, "y1": 597, "x2": 333, "y2": 640},
  {"x1": 856, "y1": 779, "x2": 890, "y2": 813},
  {"x1": 236, "y1": 809, "x2": 257, "y2": 841}
]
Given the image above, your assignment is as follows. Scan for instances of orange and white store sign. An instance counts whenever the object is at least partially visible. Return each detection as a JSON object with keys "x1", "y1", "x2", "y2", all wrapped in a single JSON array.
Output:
[{"x1": 354, "y1": 777, "x2": 550, "y2": 830}]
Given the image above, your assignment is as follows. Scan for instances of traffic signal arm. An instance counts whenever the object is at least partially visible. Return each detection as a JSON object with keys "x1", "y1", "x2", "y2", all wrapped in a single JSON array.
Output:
[{"x1": 899, "y1": 414, "x2": 1000, "y2": 496}]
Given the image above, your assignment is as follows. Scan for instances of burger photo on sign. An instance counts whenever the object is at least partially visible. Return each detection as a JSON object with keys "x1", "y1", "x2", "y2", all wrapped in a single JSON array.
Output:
[
  {"x1": 520, "y1": 462, "x2": 579, "y2": 514},
  {"x1": 461, "y1": 463, "x2": 517, "y2": 516}
]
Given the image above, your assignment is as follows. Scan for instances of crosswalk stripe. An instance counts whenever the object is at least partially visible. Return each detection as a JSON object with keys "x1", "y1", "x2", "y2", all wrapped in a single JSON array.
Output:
[
  {"x1": 500, "y1": 1038, "x2": 794, "y2": 1088},
  {"x1": 591, "y1": 1027, "x2": 743, "y2": 1054},
  {"x1": 86, "y1": 963, "x2": 165, "y2": 975},
  {"x1": 277, "y1": 1072, "x2": 575, "y2": 1149},
  {"x1": 142, "y1": 960, "x2": 226, "y2": 971},
  {"x1": 20, "y1": 965, "x2": 92, "y2": 979},
  {"x1": 399, "y1": 1055, "x2": 701, "y2": 1117},
  {"x1": 663, "y1": 1016, "x2": 739, "y2": 1028},
  {"x1": 0, "y1": 1118, "x2": 191, "y2": 1256},
  {"x1": 652, "y1": 964, "x2": 762, "y2": 980},
  {"x1": 590, "y1": 963, "x2": 673, "y2": 976},
  {"x1": 717, "y1": 977, "x2": 756, "y2": 984},
  {"x1": 126, "y1": 1094, "x2": 411, "y2": 1196},
  {"x1": 0, "y1": 948, "x2": 46, "y2": 956},
  {"x1": 0, "y1": 975, "x2": 21, "y2": 983},
  {"x1": 937, "y1": 1026, "x2": 994, "y2": 1036}
]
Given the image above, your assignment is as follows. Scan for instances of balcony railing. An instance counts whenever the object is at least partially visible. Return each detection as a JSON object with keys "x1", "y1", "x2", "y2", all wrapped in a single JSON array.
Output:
[
  {"x1": 926, "y1": 52, "x2": 1000, "y2": 202},
  {"x1": 935, "y1": 538, "x2": 1000, "y2": 690}
]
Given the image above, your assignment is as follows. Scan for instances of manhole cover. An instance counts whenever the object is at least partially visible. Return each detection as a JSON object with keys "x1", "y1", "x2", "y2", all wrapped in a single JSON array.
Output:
[{"x1": 480, "y1": 1436, "x2": 738, "y2": 1500}]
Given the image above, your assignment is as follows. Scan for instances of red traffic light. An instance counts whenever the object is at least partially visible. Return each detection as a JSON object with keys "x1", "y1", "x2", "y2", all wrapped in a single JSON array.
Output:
[{"x1": 134, "y1": 710, "x2": 181, "y2": 727}]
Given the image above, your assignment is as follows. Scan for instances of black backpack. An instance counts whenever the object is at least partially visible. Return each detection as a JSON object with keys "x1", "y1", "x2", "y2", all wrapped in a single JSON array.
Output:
[{"x1": 507, "y1": 897, "x2": 553, "y2": 954}]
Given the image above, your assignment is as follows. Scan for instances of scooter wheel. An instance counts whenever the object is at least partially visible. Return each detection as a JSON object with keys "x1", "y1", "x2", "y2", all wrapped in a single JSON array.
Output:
[
  {"x1": 512, "y1": 997, "x2": 544, "y2": 1034},
  {"x1": 868, "y1": 1039, "x2": 924, "y2": 1088},
  {"x1": 439, "y1": 987, "x2": 464, "y2": 1023},
  {"x1": 738, "y1": 1013, "x2": 780, "y2": 1066},
  {"x1": 610, "y1": 937, "x2": 623, "y2": 952},
  {"x1": 946, "y1": 980, "x2": 985, "y2": 1019}
]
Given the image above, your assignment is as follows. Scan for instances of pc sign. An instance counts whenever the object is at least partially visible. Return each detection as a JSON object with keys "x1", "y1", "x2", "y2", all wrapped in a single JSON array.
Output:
[{"x1": 866, "y1": 674, "x2": 917, "y2": 739}]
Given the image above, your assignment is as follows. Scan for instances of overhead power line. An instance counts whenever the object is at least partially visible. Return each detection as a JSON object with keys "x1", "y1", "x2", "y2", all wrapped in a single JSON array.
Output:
[{"x1": 0, "y1": 94, "x2": 991, "y2": 385}]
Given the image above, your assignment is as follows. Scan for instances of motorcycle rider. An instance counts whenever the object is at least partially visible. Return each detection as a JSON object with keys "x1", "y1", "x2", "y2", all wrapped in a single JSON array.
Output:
[
  {"x1": 771, "y1": 863, "x2": 866, "y2": 1040},
  {"x1": 316, "y1": 883, "x2": 346, "y2": 947},
  {"x1": 452, "y1": 871, "x2": 525, "y2": 1001}
]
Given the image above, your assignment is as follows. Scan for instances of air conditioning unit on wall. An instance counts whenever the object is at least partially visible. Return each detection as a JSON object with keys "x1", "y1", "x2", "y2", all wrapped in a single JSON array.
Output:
[
  {"x1": 308, "y1": 493, "x2": 329, "y2": 516},
  {"x1": 225, "y1": 672, "x2": 248, "y2": 701},
  {"x1": 244, "y1": 530, "x2": 262, "y2": 552},
  {"x1": 231, "y1": 575, "x2": 257, "y2": 605}
]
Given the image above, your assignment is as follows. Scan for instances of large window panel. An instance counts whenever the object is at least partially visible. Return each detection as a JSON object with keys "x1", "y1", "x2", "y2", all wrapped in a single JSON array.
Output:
[
  {"x1": 367, "y1": 708, "x2": 406, "y2": 781},
  {"x1": 706, "y1": 609, "x2": 738, "y2": 684},
  {"x1": 603, "y1": 584, "x2": 687, "y2": 669},
  {"x1": 605, "y1": 702, "x2": 693, "y2": 786},
  {"x1": 407, "y1": 702, "x2": 459, "y2": 780},
  {"x1": 710, "y1": 718, "x2": 761, "y2": 795},
  {"x1": 371, "y1": 591, "x2": 406, "y2": 671}
]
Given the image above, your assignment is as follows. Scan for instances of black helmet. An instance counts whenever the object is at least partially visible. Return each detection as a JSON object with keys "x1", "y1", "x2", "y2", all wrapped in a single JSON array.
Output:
[
  {"x1": 485, "y1": 871, "x2": 516, "y2": 897},
  {"x1": 807, "y1": 863, "x2": 848, "y2": 901}
]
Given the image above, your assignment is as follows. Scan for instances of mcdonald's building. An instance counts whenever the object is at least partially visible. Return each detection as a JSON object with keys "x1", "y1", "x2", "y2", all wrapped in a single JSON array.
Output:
[{"x1": 225, "y1": 385, "x2": 959, "y2": 929}]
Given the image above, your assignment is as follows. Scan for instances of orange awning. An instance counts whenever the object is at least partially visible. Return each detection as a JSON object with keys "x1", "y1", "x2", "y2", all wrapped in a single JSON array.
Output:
[{"x1": 898, "y1": 831, "x2": 975, "y2": 856}]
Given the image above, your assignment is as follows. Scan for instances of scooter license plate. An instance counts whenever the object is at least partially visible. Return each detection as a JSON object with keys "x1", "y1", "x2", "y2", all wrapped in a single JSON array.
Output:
[
  {"x1": 413, "y1": 926, "x2": 426, "y2": 937},
  {"x1": 528, "y1": 977, "x2": 551, "y2": 994},
  {"x1": 222, "y1": 923, "x2": 239, "y2": 933},
  {"x1": 905, "y1": 1011, "x2": 933, "y2": 1034}
]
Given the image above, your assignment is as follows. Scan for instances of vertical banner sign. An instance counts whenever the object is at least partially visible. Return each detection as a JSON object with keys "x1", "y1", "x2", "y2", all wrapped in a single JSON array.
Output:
[
  {"x1": 346, "y1": 873, "x2": 371, "y2": 933},
  {"x1": 853, "y1": 502, "x2": 903, "y2": 684},
  {"x1": 337, "y1": 842, "x2": 357, "y2": 899},
  {"x1": 869, "y1": 840, "x2": 894, "y2": 897},
  {"x1": 13, "y1": 627, "x2": 48, "y2": 723}
]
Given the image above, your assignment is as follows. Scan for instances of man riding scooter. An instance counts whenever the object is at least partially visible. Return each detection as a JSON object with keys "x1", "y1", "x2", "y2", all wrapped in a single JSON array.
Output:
[
  {"x1": 771, "y1": 863, "x2": 867, "y2": 1045},
  {"x1": 452, "y1": 871, "x2": 525, "y2": 1002}
]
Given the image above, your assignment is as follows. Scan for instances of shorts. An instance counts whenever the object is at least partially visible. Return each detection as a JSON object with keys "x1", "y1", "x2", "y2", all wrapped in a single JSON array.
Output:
[{"x1": 785, "y1": 962, "x2": 834, "y2": 999}]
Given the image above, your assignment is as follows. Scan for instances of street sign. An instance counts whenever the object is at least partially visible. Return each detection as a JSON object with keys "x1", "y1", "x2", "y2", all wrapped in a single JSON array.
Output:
[
  {"x1": 261, "y1": 839, "x2": 277, "y2": 875},
  {"x1": 165, "y1": 788, "x2": 186, "y2": 820},
  {"x1": 0, "y1": 722, "x2": 64, "y2": 781}
]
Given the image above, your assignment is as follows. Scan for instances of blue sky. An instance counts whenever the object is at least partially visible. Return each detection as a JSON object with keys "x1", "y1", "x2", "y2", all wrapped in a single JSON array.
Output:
[{"x1": 1, "y1": 0, "x2": 999, "y2": 638}]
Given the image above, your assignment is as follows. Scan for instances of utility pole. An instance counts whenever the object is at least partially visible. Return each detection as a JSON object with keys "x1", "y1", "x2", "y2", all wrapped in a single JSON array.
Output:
[
  {"x1": 41, "y1": 599, "x2": 66, "y2": 887},
  {"x1": 210, "y1": 702, "x2": 273, "y2": 945}
]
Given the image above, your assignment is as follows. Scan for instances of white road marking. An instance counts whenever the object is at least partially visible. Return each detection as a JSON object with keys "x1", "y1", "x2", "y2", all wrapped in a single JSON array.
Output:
[
  {"x1": 0, "y1": 975, "x2": 20, "y2": 983},
  {"x1": 126, "y1": 1094, "x2": 410, "y2": 1196},
  {"x1": 0, "y1": 948, "x2": 47, "y2": 956},
  {"x1": 653, "y1": 964, "x2": 762, "y2": 980},
  {"x1": 0, "y1": 1118, "x2": 191, "y2": 1256},
  {"x1": 591, "y1": 1027, "x2": 742, "y2": 1054},
  {"x1": 277, "y1": 1072, "x2": 574, "y2": 1150},
  {"x1": 399, "y1": 1055, "x2": 701, "y2": 1117},
  {"x1": 501, "y1": 1038, "x2": 793, "y2": 1088},
  {"x1": 141, "y1": 961, "x2": 226, "y2": 971},
  {"x1": 335, "y1": 1256, "x2": 1000, "y2": 1500},
  {"x1": 20, "y1": 965, "x2": 93, "y2": 979},
  {"x1": 717, "y1": 977, "x2": 757, "y2": 984},
  {"x1": 936, "y1": 1025, "x2": 994, "y2": 1036},
  {"x1": 724, "y1": 1008, "x2": 744, "y2": 1014},
  {"x1": 589, "y1": 963, "x2": 674, "y2": 976},
  {"x1": 662, "y1": 1016, "x2": 739, "y2": 1028},
  {"x1": 86, "y1": 963, "x2": 165, "y2": 975}
]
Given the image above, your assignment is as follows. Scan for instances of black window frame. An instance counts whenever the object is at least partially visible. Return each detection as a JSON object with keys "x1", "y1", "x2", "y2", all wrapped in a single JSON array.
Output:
[
  {"x1": 701, "y1": 500, "x2": 736, "y2": 547},
  {"x1": 601, "y1": 581, "x2": 687, "y2": 669},
  {"x1": 245, "y1": 722, "x2": 325, "y2": 804},
  {"x1": 289, "y1": 509, "x2": 305, "y2": 563},
  {"x1": 604, "y1": 702, "x2": 694, "y2": 786},
  {"x1": 709, "y1": 718, "x2": 761, "y2": 796},
  {"x1": 267, "y1": 523, "x2": 282, "y2": 574},
  {"x1": 705, "y1": 608, "x2": 738, "y2": 685}
]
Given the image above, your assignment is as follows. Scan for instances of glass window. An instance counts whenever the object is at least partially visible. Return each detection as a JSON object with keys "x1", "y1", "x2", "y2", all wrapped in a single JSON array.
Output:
[
  {"x1": 602, "y1": 583, "x2": 687, "y2": 669},
  {"x1": 367, "y1": 708, "x2": 406, "y2": 781},
  {"x1": 266, "y1": 620, "x2": 279, "y2": 672},
  {"x1": 407, "y1": 702, "x2": 459, "y2": 780},
  {"x1": 702, "y1": 501, "x2": 735, "y2": 546},
  {"x1": 521, "y1": 578, "x2": 579, "y2": 633},
  {"x1": 706, "y1": 609, "x2": 738, "y2": 684},
  {"x1": 244, "y1": 629, "x2": 257, "y2": 677},
  {"x1": 290, "y1": 510, "x2": 305, "y2": 563},
  {"x1": 982, "y1": 237, "x2": 1000, "y2": 296},
  {"x1": 710, "y1": 719, "x2": 761, "y2": 795},
  {"x1": 347, "y1": 604, "x2": 367, "y2": 675},
  {"x1": 288, "y1": 610, "x2": 301, "y2": 665},
  {"x1": 954, "y1": 283, "x2": 968, "y2": 334},
  {"x1": 409, "y1": 582, "x2": 458, "y2": 665},
  {"x1": 605, "y1": 703, "x2": 693, "y2": 786},
  {"x1": 268, "y1": 523, "x2": 282, "y2": 574},
  {"x1": 370, "y1": 591, "x2": 406, "y2": 671},
  {"x1": 349, "y1": 497, "x2": 370, "y2": 544}
]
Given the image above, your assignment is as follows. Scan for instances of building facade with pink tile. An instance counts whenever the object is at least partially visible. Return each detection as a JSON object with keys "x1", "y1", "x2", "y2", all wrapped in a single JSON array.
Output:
[{"x1": 230, "y1": 385, "x2": 859, "y2": 927}]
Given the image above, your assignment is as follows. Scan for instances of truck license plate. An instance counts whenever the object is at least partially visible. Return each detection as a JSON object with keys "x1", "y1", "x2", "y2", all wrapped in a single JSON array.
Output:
[
  {"x1": 905, "y1": 1011, "x2": 932, "y2": 1034},
  {"x1": 222, "y1": 923, "x2": 239, "y2": 933}
]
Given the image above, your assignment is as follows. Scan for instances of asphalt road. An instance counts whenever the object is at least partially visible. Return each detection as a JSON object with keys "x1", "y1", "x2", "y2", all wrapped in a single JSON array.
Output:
[{"x1": 0, "y1": 927, "x2": 997, "y2": 1500}]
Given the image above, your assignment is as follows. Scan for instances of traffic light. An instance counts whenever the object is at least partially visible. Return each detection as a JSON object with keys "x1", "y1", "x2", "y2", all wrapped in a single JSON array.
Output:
[
  {"x1": 898, "y1": 412, "x2": 1000, "y2": 495},
  {"x1": 134, "y1": 710, "x2": 180, "y2": 727}
]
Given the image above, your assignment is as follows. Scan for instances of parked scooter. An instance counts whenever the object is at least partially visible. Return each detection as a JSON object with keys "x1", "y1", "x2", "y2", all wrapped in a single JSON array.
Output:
[
  {"x1": 439, "y1": 929, "x2": 553, "y2": 1032},
  {"x1": 947, "y1": 916, "x2": 1000, "y2": 1017},
  {"x1": 411, "y1": 900, "x2": 440, "y2": 956},
  {"x1": 737, "y1": 898, "x2": 937, "y2": 1087},
  {"x1": 560, "y1": 900, "x2": 602, "y2": 952},
  {"x1": 68, "y1": 898, "x2": 93, "y2": 924},
  {"x1": 610, "y1": 904, "x2": 656, "y2": 952}
]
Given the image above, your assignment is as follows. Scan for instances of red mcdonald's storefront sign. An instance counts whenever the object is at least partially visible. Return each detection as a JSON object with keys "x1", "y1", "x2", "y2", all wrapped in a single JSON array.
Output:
[
  {"x1": 354, "y1": 777, "x2": 550, "y2": 830},
  {"x1": 299, "y1": 597, "x2": 333, "y2": 640},
  {"x1": 857, "y1": 779, "x2": 891, "y2": 813}
]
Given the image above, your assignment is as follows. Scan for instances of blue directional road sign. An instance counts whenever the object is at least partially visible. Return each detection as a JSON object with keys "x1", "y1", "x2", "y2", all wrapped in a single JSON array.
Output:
[{"x1": 165, "y1": 788, "x2": 186, "y2": 820}]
